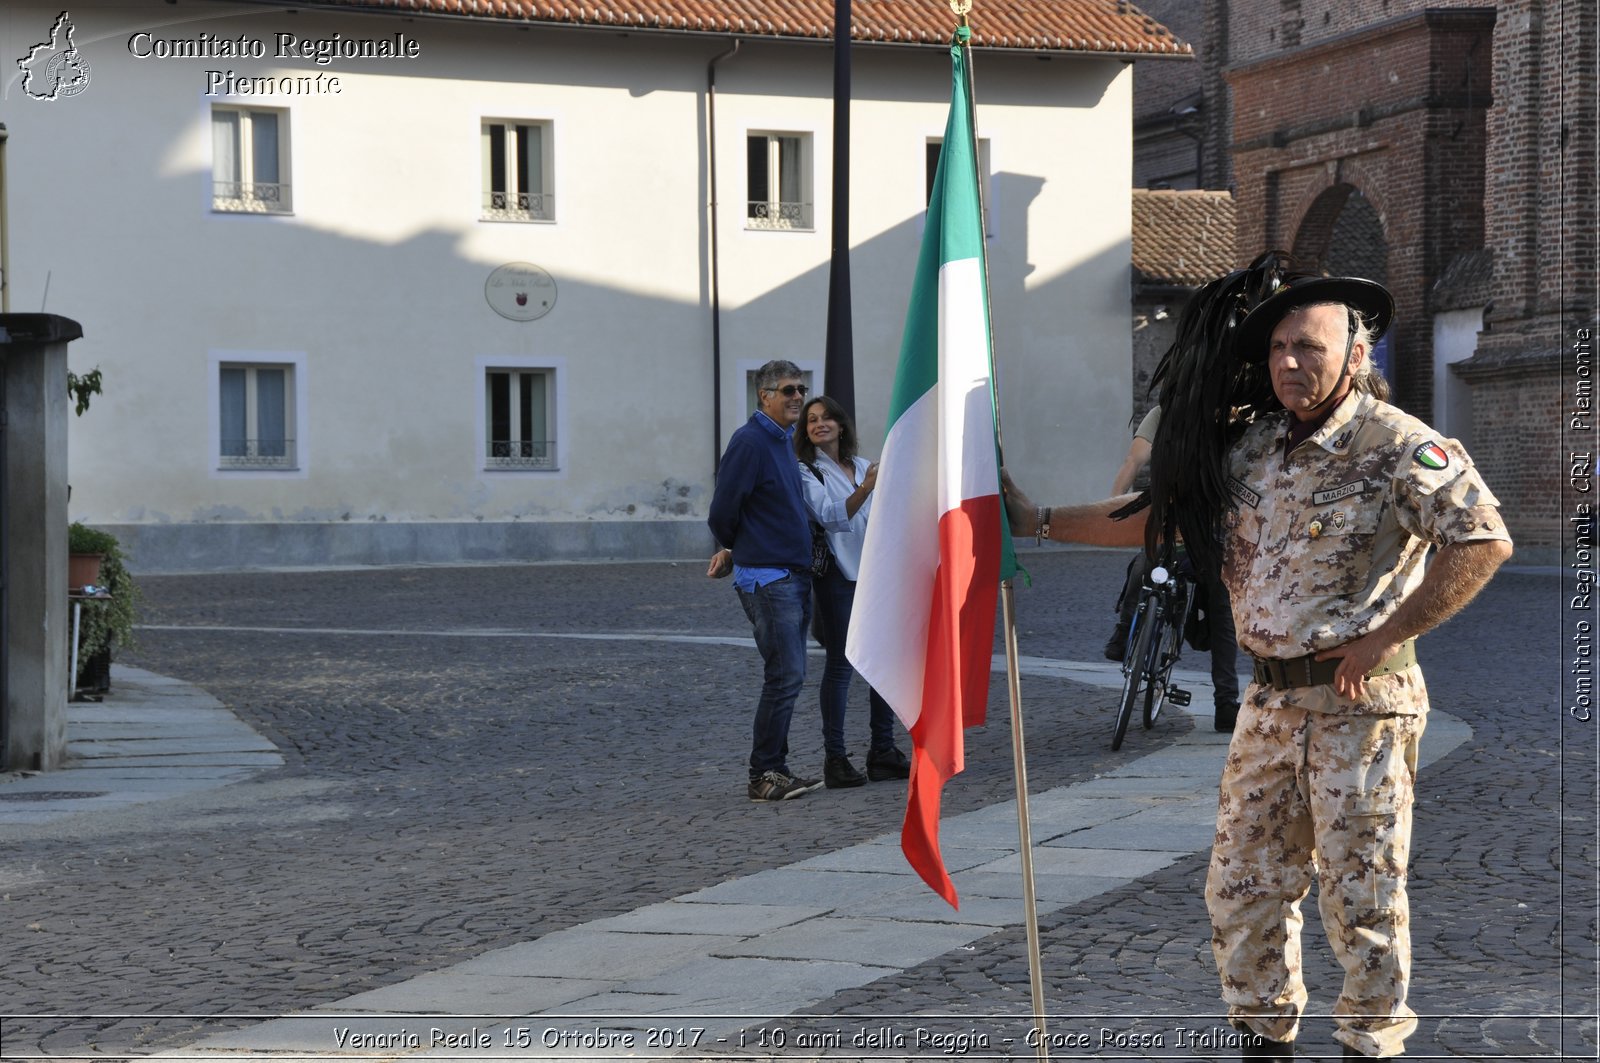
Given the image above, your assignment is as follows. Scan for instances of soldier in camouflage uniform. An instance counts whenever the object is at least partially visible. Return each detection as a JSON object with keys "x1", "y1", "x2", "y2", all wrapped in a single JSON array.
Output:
[{"x1": 1005, "y1": 272, "x2": 1512, "y2": 1059}]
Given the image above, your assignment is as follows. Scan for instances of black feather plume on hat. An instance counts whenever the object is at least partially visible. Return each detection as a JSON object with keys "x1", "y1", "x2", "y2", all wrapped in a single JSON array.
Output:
[{"x1": 1110, "y1": 250, "x2": 1292, "y2": 580}]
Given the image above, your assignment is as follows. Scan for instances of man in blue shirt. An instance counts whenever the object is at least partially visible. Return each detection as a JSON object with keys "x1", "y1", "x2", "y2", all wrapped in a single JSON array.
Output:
[{"x1": 707, "y1": 360, "x2": 824, "y2": 801}]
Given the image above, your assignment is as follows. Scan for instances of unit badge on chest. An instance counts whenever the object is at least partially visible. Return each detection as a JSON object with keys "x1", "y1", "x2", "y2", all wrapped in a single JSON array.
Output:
[{"x1": 1307, "y1": 511, "x2": 1345, "y2": 539}]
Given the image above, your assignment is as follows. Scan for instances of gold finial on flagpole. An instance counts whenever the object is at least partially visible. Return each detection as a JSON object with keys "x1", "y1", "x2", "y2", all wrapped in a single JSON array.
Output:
[{"x1": 949, "y1": 0, "x2": 971, "y2": 29}]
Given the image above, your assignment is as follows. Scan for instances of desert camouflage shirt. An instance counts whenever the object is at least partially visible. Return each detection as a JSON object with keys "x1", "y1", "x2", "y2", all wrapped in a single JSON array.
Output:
[{"x1": 1221, "y1": 389, "x2": 1510, "y2": 663}]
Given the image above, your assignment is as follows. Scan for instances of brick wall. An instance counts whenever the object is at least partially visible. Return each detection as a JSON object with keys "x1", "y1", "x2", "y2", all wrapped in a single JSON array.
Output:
[
  {"x1": 1455, "y1": 351, "x2": 1565, "y2": 553},
  {"x1": 1223, "y1": 0, "x2": 1492, "y2": 64},
  {"x1": 1164, "y1": 0, "x2": 1591, "y2": 554},
  {"x1": 1463, "y1": 0, "x2": 1597, "y2": 554},
  {"x1": 1228, "y1": 10, "x2": 1493, "y2": 416}
]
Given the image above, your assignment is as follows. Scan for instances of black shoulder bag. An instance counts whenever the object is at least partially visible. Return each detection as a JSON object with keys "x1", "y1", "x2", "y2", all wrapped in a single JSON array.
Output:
[{"x1": 804, "y1": 462, "x2": 833, "y2": 578}]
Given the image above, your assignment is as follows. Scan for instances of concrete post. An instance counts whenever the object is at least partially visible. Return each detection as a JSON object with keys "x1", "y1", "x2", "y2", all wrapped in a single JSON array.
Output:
[{"x1": 1, "y1": 313, "x2": 82, "y2": 772}]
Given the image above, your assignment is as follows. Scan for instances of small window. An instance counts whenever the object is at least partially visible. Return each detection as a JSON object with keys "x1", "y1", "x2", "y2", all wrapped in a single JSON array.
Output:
[
  {"x1": 485, "y1": 367, "x2": 556, "y2": 469},
  {"x1": 212, "y1": 106, "x2": 291, "y2": 213},
  {"x1": 482, "y1": 120, "x2": 554, "y2": 222},
  {"x1": 926, "y1": 136, "x2": 994, "y2": 236},
  {"x1": 747, "y1": 131, "x2": 813, "y2": 230},
  {"x1": 219, "y1": 363, "x2": 296, "y2": 469}
]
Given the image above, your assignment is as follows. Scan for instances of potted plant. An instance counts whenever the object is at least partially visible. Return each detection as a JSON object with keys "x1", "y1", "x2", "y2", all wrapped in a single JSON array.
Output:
[{"x1": 66, "y1": 522, "x2": 140, "y2": 690}]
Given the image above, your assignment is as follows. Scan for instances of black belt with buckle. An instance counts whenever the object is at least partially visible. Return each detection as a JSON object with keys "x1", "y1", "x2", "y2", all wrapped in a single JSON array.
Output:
[{"x1": 1251, "y1": 640, "x2": 1417, "y2": 690}]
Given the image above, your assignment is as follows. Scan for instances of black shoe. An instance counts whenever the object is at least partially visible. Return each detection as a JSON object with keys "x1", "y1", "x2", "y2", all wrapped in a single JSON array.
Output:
[
  {"x1": 1214, "y1": 702, "x2": 1238, "y2": 732},
  {"x1": 824, "y1": 754, "x2": 866, "y2": 788},
  {"x1": 1104, "y1": 626, "x2": 1128, "y2": 661},
  {"x1": 866, "y1": 746, "x2": 911, "y2": 781},
  {"x1": 747, "y1": 770, "x2": 823, "y2": 802},
  {"x1": 1239, "y1": 1030, "x2": 1293, "y2": 1060}
]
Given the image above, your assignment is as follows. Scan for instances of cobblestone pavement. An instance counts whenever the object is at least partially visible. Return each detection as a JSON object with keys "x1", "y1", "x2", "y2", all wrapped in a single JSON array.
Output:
[{"x1": 0, "y1": 549, "x2": 1590, "y2": 1061}]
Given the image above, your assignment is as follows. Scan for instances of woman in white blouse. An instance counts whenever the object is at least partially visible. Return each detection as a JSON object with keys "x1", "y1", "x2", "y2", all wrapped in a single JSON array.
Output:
[{"x1": 795, "y1": 395, "x2": 911, "y2": 789}]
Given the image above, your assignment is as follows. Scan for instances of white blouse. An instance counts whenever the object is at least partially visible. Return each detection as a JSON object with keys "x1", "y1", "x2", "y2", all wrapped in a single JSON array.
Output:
[{"x1": 798, "y1": 451, "x2": 874, "y2": 581}]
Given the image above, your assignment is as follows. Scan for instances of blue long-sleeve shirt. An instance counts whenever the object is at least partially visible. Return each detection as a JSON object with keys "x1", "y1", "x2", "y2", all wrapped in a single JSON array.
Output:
[{"x1": 708, "y1": 412, "x2": 811, "y2": 575}]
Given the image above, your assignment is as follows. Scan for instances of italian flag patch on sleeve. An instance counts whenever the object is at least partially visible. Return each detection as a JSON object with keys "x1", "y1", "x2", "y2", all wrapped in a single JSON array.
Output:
[{"x1": 1414, "y1": 441, "x2": 1450, "y2": 470}]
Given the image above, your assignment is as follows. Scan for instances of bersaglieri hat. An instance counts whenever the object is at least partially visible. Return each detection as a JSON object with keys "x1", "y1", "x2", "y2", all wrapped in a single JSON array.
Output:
[{"x1": 1235, "y1": 273, "x2": 1395, "y2": 364}]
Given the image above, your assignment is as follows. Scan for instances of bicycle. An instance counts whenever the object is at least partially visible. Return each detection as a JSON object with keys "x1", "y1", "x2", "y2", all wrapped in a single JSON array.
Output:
[{"x1": 1111, "y1": 551, "x2": 1196, "y2": 750}]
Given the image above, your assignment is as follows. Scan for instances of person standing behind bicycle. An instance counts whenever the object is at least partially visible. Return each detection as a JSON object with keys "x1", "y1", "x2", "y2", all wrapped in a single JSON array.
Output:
[
  {"x1": 1105, "y1": 405, "x2": 1242, "y2": 731},
  {"x1": 795, "y1": 395, "x2": 912, "y2": 790},
  {"x1": 1003, "y1": 265, "x2": 1512, "y2": 1060}
]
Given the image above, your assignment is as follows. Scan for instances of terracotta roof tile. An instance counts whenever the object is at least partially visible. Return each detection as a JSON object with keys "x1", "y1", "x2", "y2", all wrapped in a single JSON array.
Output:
[
  {"x1": 1432, "y1": 248, "x2": 1494, "y2": 311},
  {"x1": 266, "y1": 0, "x2": 1189, "y2": 54},
  {"x1": 1131, "y1": 188, "x2": 1236, "y2": 289}
]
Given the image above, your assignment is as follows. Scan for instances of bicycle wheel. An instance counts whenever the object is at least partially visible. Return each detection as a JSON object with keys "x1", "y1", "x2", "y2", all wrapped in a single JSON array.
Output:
[
  {"x1": 1113, "y1": 594, "x2": 1158, "y2": 750},
  {"x1": 1144, "y1": 582, "x2": 1192, "y2": 729},
  {"x1": 1140, "y1": 608, "x2": 1170, "y2": 729}
]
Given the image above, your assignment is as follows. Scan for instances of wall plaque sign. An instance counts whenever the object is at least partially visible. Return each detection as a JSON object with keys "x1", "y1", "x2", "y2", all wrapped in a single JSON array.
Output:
[{"x1": 486, "y1": 262, "x2": 556, "y2": 321}]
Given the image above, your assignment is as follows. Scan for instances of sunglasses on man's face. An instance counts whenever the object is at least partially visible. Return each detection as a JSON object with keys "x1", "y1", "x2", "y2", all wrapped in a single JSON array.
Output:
[{"x1": 766, "y1": 384, "x2": 808, "y2": 398}]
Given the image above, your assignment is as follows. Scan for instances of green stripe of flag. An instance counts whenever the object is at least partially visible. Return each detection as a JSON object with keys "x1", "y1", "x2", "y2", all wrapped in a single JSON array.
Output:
[{"x1": 885, "y1": 41, "x2": 990, "y2": 430}]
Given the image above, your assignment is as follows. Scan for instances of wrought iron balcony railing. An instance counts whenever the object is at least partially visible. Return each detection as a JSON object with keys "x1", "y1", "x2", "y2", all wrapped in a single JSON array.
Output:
[
  {"x1": 212, "y1": 181, "x2": 293, "y2": 213},
  {"x1": 747, "y1": 200, "x2": 813, "y2": 230},
  {"x1": 487, "y1": 439, "x2": 557, "y2": 470},
  {"x1": 482, "y1": 190, "x2": 554, "y2": 222},
  {"x1": 220, "y1": 439, "x2": 297, "y2": 469}
]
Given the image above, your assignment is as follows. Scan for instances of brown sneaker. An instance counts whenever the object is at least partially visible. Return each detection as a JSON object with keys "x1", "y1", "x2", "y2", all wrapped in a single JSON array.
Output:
[{"x1": 747, "y1": 770, "x2": 823, "y2": 802}]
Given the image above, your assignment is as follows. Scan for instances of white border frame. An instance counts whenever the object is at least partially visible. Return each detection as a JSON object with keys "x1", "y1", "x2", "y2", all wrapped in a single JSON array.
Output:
[
  {"x1": 477, "y1": 116, "x2": 560, "y2": 226},
  {"x1": 474, "y1": 355, "x2": 568, "y2": 478},
  {"x1": 200, "y1": 95, "x2": 297, "y2": 220},
  {"x1": 738, "y1": 125, "x2": 820, "y2": 234},
  {"x1": 206, "y1": 349, "x2": 310, "y2": 480}
]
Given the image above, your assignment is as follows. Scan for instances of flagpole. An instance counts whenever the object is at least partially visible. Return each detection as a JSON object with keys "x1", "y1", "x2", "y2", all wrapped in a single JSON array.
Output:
[
  {"x1": 1002, "y1": 582, "x2": 1048, "y2": 1061},
  {"x1": 950, "y1": 3, "x2": 1048, "y2": 1057}
]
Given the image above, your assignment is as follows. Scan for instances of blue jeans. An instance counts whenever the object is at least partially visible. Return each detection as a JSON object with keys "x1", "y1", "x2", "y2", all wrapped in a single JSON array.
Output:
[
  {"x1": 811, "y1": 566, "x2": 897, "y2": 757},
  {"x1": 736, "y1": 572, "x2": 811, "y2": 779}
]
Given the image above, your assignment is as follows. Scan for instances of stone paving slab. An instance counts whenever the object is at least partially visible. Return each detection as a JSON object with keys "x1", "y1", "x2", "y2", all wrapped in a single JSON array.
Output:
[
  {"x1": 1054, "y1": 818, "x2": 1218, "y2": 852},
  {"x1": 69, "y1": 736, "x2": 279, "y2": 756},
  {"x1": 788, "y1": 843, "x2": 1010, "y2": 875},
  {"x1": 329, "y1": 971, "x2": 623, "y2": 1016},
  {"x1": 675, "y1": 869, "x2": 909, "y2": 908},
  {"x1": 712, "y1": 916, "x2": 993, "y2": 968},
  {"x1": 975, "y1": 844, "x2": 1192, "y2": 879},
  {"x1": 593, "y1": 956, "x2": 899, "y2": 1015},
  {"x1": 450, "y1": 932, "x2": 732, "y2": 981},
  {"x1": 578, "y1": 902, "x2": 825, "y2": 937},
  {"x1": 850, "y1": 888, "x2": 1034, "y2": 928},
  {"x1": 51, "y1": 751, "x2": 286, "y2": 768}
]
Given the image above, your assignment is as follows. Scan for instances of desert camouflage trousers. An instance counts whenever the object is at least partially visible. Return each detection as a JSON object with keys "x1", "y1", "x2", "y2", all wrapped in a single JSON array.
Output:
[{"x1": 1204, "y1": 680, "x2": 1426, "y2": 1058}]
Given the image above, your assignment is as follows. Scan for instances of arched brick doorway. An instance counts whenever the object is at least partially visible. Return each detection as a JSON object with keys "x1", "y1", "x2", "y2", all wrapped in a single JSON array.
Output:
[
  {"x1": 1291, "y1": 184, "x2": 1393, "y2": 380},
  {"x1": 1293, "y1": 185, "x2": 1388, "y2": 284}
]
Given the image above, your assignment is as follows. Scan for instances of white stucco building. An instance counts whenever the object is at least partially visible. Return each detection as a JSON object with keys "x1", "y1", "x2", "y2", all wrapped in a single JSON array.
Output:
[{"x1": 1, "y1": 0, "x2": 1186, "y2": 570}]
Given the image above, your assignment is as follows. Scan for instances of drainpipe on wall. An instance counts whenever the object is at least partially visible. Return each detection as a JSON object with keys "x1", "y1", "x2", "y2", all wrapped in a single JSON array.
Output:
[
  {"x1": 0, "y1": 123, "x2": 9, "y2": 315},
  {"x1": 706, "y1": 38, "x2": 740, "y2": 477},
  {"x1": 0, "y1": 123, "x2": 10, "y2": 764}
]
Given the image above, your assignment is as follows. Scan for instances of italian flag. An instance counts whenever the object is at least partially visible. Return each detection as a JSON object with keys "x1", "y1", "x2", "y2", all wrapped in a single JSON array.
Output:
[{"x1": 846, "y1": 39, "x2": 1016, "y2": 909}]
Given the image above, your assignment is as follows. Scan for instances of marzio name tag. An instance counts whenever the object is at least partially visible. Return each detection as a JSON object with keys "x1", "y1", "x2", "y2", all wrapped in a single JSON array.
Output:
[
  {"x1": 1312, "y1": 479, "x2": 1369, "y2": 505},
  {"x1": 1228, "y1": 477, "x2": 1261, "y2": 509}
]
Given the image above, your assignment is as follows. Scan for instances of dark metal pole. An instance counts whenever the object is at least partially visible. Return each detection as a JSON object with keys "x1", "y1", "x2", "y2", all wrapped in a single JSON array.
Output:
[
  {"x1": 707, "y1": 40, "x2": 740, "y2": 475},
  {"x1": 823, "y1": 0, "x2": 855, "y2": 418},
  {"x1": 0, "y1": 124, "x2": 10, "y2": 764}
]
